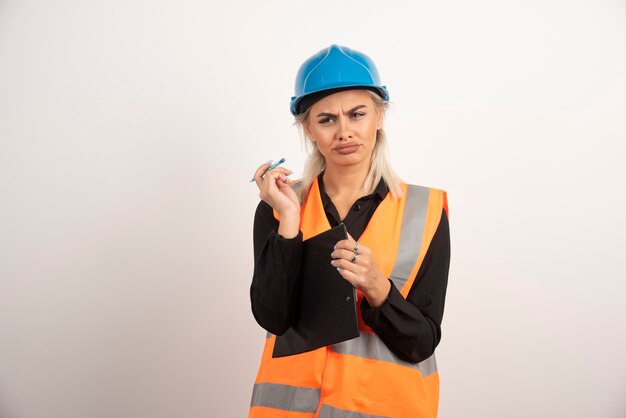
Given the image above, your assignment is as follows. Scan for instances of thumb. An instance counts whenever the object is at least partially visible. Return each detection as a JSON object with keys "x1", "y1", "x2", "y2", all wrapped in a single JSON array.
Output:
[{"x1": 347, "y1": 232, "x2": 354, "y2": 241}]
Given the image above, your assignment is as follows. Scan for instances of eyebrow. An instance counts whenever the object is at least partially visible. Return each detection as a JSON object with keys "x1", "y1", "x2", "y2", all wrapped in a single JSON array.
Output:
[{"x1": 316, "y1": 104, "x2": 368, "y2": 118}]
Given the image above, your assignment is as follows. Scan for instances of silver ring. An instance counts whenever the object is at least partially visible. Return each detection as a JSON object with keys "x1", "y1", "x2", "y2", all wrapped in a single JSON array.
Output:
[
  {"x1": 350, "y1": 252, "x2": 358, "y2": 263},
  {"x1": 354, "y1": 242, "x2": 360, "y2": 252}
]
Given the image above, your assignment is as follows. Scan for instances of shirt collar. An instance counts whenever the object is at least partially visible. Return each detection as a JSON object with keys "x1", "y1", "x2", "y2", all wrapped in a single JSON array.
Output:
[{"x1": 317, "y1": 171, "x2": 389, "y2": 202}]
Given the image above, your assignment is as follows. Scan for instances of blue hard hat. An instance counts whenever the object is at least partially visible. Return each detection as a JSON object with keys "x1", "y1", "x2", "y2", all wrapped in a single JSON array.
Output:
[{"x1": 290, "y1": 44, "x2": 389, "y2": 116}]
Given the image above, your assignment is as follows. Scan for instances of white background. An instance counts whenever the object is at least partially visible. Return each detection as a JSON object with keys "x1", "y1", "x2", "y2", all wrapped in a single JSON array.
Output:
[{"x1": 1, "y1": 1, "x2": 625, "y2": 417}]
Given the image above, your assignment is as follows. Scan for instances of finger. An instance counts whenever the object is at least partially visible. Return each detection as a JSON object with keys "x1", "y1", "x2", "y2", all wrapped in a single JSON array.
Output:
[
  {"x1": 359, "y1": 245, "x2": 371, "y2": 256},
  {"x1": 254, "y1": 165, "x2": 293, "y2": 188},
  {"x1": 262, "y1": 170, "x2": 291, "y2": 190},
  {"x1": 277, "y1": 177, "x2": 298, "y2": 191},
  {"x1": 347, "y1": 239, "x2": 370, "y2": 255},
  {"x1": 263, "y1": 167, "x2": 293, "y2": 179},
  {"x1": 258, "y1": 174, "x2": 295, "y2": 205},
  {"x1": 331, "y1": 248, "x2": 359, "y2": 262},
  {"x1": 253, "y1": 161, "x2": 273, "y2": 188},
  {"x1": 263, "y1": 167, "x2": 293, "y2": 184},
  {"x1": 345, "y1": 232, "x2": 364, "y2": 253},
  {"x1": 334, "y1": 238, "x2": 361, "y2": 252},
  {"x1": 331, "y1": 258, "x2": 362, "y2": 275},
  {"x1": 334, "y1": 239, "x2": 352, "y2": 251}
]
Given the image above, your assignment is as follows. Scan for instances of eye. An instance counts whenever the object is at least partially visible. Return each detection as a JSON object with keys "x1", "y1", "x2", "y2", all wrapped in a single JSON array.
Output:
[
  {"x1": 319, "y1": 117, "x2": 334, "y2": 124},
  {"x1": 351, "y1": 112, "x2": 365, "y2": 118}
]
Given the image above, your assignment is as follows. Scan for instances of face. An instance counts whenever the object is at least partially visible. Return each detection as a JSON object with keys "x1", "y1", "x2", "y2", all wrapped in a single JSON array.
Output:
[{"x1": 305, "y1": 89, "x2": 383, "y2": 171}]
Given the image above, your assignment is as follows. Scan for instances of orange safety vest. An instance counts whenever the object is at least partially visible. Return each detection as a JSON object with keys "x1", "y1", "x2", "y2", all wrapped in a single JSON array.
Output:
[{"x1": 249, "y1": 177, "x2": 448, "y2": 418}]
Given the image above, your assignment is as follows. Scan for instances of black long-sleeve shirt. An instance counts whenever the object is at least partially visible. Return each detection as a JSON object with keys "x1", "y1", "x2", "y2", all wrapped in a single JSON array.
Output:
[{"x1": 250, "y1": 173, "x2": 450, "y2": 363}]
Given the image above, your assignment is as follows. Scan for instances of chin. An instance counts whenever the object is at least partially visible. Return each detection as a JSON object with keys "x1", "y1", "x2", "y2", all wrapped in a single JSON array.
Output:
[{"x1": 331, "y1": 155, "x2": 367, "y2": 167}]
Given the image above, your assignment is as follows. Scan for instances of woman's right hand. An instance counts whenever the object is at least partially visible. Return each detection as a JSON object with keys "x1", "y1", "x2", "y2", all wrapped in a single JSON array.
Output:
[{"x1": 252, "y1": 162, "x2": 300, "y2": 216}]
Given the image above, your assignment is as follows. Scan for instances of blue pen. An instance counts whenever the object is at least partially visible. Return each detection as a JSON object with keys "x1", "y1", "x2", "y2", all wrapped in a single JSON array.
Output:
[{"x1": 249, "y1": 157, "x2": 287, "y2": 182}]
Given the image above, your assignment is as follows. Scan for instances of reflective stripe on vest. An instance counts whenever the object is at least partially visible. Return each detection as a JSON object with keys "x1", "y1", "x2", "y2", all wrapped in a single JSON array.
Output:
[
  {"x1": 318, "y1": 404, "x2": 387, "y2": 418},
  {"x1": 389, "y1": 184, "x2": 431, "y2": 292},
  {"x1": 331, "y1": 332, "x2": 438, "y2": 377},
  {"x1": 251, "y1": 382, "x2": 320, "y2": 413},
  {"x1": 251, "y1": 178, "x2": 445, "y2": 418}
]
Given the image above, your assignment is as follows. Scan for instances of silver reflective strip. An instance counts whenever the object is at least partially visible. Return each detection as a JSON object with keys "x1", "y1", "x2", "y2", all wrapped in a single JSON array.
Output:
[
  {"x1": 331, "y1": 332, "x2": 438, "y2": 378},
  {"x1": 318, "y1": 404, "x2": 388, "y2": 418},
  {"x1": 389, "y1": 185, "x2": 431, "y2": 291},
  {"x1": 290, "y1": 181, "x2": 302, "y2": 192},
  {"x1": 266, "y1": 331, "x2": 272, "y2": 339},
  {"x1": 250, "y1": 382, "x2": 320, "y2": 413}
]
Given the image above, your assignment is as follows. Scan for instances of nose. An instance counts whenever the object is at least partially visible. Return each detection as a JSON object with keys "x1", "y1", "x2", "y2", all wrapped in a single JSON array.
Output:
[{"x1": 337, "y1": 114, "x2": 353, "y2": 141}]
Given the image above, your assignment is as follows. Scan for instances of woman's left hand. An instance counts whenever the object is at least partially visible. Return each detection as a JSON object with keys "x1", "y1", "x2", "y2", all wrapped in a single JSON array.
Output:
[{"x1": 330, "y1": 232, "x2": 392, "y2": 308}]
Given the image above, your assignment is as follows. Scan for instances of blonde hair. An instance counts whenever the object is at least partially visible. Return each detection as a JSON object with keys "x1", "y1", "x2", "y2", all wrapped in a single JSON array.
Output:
[{"x1": 292, "y1": 89, "x2": 403, "y2": 203}]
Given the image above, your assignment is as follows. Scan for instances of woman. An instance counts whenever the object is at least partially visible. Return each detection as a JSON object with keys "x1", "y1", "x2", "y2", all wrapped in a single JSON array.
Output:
[{"x1": 249, "y1": 44, "x2": 450, "y2": 418}]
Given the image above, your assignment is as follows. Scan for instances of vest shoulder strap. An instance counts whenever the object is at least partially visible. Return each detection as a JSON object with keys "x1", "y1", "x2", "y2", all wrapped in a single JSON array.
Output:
[{"x1": 392, "y1": 183, "x2": 447, "y2": 296}]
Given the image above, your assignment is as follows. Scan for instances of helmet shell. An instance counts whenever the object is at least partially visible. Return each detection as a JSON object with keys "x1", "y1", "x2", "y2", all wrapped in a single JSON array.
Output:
[{"x1": 290, "y1": 44, "x2": 389, "y2": 116}]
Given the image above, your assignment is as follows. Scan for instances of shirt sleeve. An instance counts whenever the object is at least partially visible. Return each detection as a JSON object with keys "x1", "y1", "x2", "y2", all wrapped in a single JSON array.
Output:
[
  {"x1": 360, "y1": 208, "x2": 451, "y2": 363},
  {"x1": 250, "y1": 200, "x2": 304, "y2": 335}
]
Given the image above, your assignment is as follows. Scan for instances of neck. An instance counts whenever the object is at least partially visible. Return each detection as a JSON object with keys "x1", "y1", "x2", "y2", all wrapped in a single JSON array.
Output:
[{"x1": 322, "y1": 162, "x2": 370, "y2": 198}]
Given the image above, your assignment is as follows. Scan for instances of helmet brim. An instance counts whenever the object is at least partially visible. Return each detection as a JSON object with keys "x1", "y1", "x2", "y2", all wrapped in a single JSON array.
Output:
[{"x1": 291, "y1": 85, "x2": 388, "y2": 116}]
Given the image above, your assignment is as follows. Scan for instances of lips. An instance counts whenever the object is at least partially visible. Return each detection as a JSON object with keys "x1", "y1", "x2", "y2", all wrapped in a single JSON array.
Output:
[{"x1": 335, "y1": 144, "x2": 360, "y2": 154}]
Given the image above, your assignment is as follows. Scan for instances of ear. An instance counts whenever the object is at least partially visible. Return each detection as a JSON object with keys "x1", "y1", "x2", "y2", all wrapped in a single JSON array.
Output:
[
  {"x1": 376, "y1": 109, "x2": 383, "y2": 131},
  {"x1": 305, "y1": 128, "x2": 315, "y2": 143}
]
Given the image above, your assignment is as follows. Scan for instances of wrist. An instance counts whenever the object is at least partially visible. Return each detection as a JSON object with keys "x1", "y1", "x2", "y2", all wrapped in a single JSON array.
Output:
[
  {"x1": 277, "y1": 207, "x2": 300, "y2": 219},
  {"x1": 277, "y1": 211, "x2": 300, "y2": 239},
  {"x1": 365, "y1": 279, "x2": 392, "y2": 309}
]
